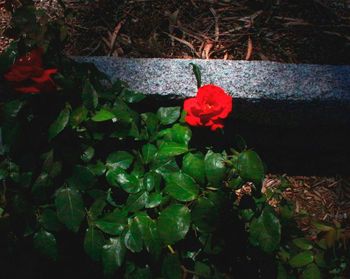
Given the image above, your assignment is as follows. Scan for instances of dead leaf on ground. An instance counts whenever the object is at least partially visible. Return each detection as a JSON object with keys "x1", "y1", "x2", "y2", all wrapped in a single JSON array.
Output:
[
  {"x1": 245, "y1": 36, "x2": 253, "y2": 60},
  {"x1": 202, "y1": 40, "x2": 214, "y2": 59}
]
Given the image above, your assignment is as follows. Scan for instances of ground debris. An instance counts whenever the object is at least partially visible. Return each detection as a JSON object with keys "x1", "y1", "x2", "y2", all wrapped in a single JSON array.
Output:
[
  {"x1": 1, "y1": 0, "x2": 350, "y2": 64},
  {"x1": 262, "y1": 175, "x2": 350, "y2": 236}
]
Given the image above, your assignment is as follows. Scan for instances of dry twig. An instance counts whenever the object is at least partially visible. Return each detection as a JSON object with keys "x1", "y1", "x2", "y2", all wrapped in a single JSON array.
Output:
[{"x1": 164, "y1": 32, "x2": 200, "y2": 57}]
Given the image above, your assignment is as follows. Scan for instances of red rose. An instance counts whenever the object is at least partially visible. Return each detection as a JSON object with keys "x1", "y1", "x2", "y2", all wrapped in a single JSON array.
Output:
[
  {"x1": 184, "y1": 84, "x2": 232, "y2": 131},
  {"x1": 4, "y1": 48, "x2": 58, "y2": 94}
]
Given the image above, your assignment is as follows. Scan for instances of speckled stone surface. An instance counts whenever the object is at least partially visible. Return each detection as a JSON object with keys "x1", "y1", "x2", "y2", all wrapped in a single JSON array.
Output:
[{"x1": 77, "y1": 57, "x2": 350, "y2": 101}]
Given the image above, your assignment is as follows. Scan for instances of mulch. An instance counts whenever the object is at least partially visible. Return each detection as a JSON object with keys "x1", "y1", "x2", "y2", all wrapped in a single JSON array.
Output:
[
  {"x1": 1, "y1": 0, "x2": 350, "y2": 64},
  {"x1": 263, "y1": 175, "x2": 350, "y2": 237}
]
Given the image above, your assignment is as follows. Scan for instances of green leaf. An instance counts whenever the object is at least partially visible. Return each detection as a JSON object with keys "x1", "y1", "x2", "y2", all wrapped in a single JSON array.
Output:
[
  {"x1": 126, "y1": 191, "x2": 149, "y2": 212},
  {"x1": 31, "y1": 172, "x2": 53, "y2": 201},
  {"x1": 109, "y1": 80, "x2": 125, "y2": 95},
  {"x1": 39, "y1": 209, "x2": 63, "y2": 232},
  {"x1": 41, "y1": 150, "x2": 54, "y2": 171},
  {"x1": 157, "y1": 107, "x2": 181, "y2": 125},
  {"x1": 112, "y1": 99, "x2": 137, "y2": 123},
  {"x1": 106, "y1": 188, "x2": 118, "y2": 207},
  {"x1": 91, "y1": 108, "x2": 115, "y2": 122},
  {"x1": 102, "y1": 237, "x2": 126, "y2": 276},
  {"x1": 89, "y1": 196, "x2": 107, "y2": 220},
  {"x1": 191, "y1": 197, "x2": 219, "y2": 232},
  {"x1": 158, "y1": 124, "x2": 192, "y2": 145},
  {"x1": 142, "y1": 144, "x2": 157, "y2": 164},
  {"x1": 312, "y1": 222, "x2": 333, "y2": 232},
  {"x1": 2, "y1": 99, "x2": 24, "y2": 120},
  {"x1": 249, "y1": 206, "x2": 281, "y2": 253},
  {"x1": 106, "y1": 151, "x2": 134, "y2": 170},
  {"x1": 289, "y1": 251, "x2": 314, "y2": 268},
  {"x1": 190, "y1": 63, "x2": 202, "y2": 88},
  {"x1": 70, "y1": 106, "x2": 88, "y2": 127},
  {"x1": 179, "y1": 109, "x2": 186, "y2": 123},
  {"x1": 228, "y1": 176, "x2": 244, "y2": 189},
  {"x1": 151, "y1": 158, "x2": 179, "y2": 177},
  {"x1": 88, "y1": 160, "x2": 107, "y2": 176},
  {"x1": 84, "y1": 227, "x2": 105, "y2": 261},
  {"x1": 120, "y1": 88, "x2": 146, "y2": 103},
  {"x1": 48, "y1": 106, "x2": 70, "y2": 141},
  {"x1": 302, "y1": 263, "x2": 321, "y2": 279},
  {"x1": 143, "y1": 172, "x2": 161, "y2": 192},
  {"x1": 162, "y1": 254, "x2": 182, "y2": 279},
  {"x1": 141, "y1": 112, "x2": 159, "y2": 136},
  {"x1": 95, "y1": 209, "x2": 128, "y2": 235},
  {"x1": 124, "y1": 219, "x2": 143, "y2": 253},
  {"x1": 131, "y1": 158, "x2": 145, "y2": 178},
  {"x1": 1, "y1": 98, "x2": 24, "y2": 150},
  {"x1": 293, "y1": 238, "x2": 314, "y2": 250},
  {"x1": 204, "y1": 151, "x2": 226, "y2": 187},
  {"x1": 195, "y1": 262, "x2": 211, "y2": 278},
  {"x1": 33, "y1": 230, "x2": 58, "y2": 260},
  {"x1": 131, "y1": 213, "x2": 161, "y2": 256},
  {"x1": 82, "y1": 79, "x2": 98, "y2": 110},
  {"x1": 125, "y1": 263, "x2": 152, "y2": 279},
  {"x1": 164, "y1": 172, "x2": 199, "y2": 202},
  {"x1": 157, "y1": 204, "x2": 190, "y2": 244},
  {"x1": 81, "y1": 146, "x2": 95, "y2": 162},
  {"x1": 55, "y1": 187, "x2": 85, "y2": 232},
  {"x1": 68, "y1": 165, "x2": 96, "y2": 190},
  {"x1": 157, "y1": 142, "x2": 188, "y2": 158},
  {"x1": 237, "y1": 150, "x2": 264, "y2": 185},
  {"x1": 314, "y1": 253, "x2": 326, "y2": 268},
  {"x1": 172, "y1": 124, "x2": 192, "y2": 145},
  {"x1": 182, "y1": 153, "x2": 205, "y2": 184},
  {"x1": 146, "y1": 192, "x2": 163, "y2": 209},
  {"x1": 277, "y1": 263, "x2": 288, "y2": 279},
  {"x1": 106, "y1": 168, "x2": 141, "y2": 193}
]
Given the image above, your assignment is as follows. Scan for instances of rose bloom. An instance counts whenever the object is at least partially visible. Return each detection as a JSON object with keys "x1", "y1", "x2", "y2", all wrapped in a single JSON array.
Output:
[
  {"x1": 184, "y1": 84, "x2": 233, "y2": 131},
  {"x1": 4, "y1": 48, "x2": 58, "y2": 94}
]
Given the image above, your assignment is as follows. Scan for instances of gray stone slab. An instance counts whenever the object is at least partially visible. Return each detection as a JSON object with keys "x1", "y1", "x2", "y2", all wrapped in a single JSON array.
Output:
[
  {"x1": 75, "y1": 57, "x2": 350, "y2": 174},
  {"x1": 77, "y1": 57, "x2": 350, "y2": 102},
  {"x1": 76, "y1": 57, "x2": 350, "y2": 127}
]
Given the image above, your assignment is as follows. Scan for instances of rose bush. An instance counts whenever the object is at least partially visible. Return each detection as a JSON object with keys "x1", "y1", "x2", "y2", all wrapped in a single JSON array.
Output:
[
  {"x1": 0, "y1": 49, "x2": 269, "y2": 277},
  {"x1": 4, "y1": 48, "x2": 57, "y2": 94},
  {"x1": 184, "y1": 84, "x2": 232, "y2": 131}
]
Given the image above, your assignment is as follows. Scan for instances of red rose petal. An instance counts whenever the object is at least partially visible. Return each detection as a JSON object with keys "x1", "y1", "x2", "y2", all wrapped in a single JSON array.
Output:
[
  {"x1": 31, "y1": 68, "x2": 57, "y2": 83},
  {"x1": 14, "y1": 86, "x2": 41, "y2": 94},
  {"x1": 185, "y1": 114, "x2": 201, "y2": 126},
  {"x1": 4, "y1": 66, "x2": 35, "y2": 81},
  {"x1": 183, "y1": 84, "x2": 232, "y2": 131}
]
